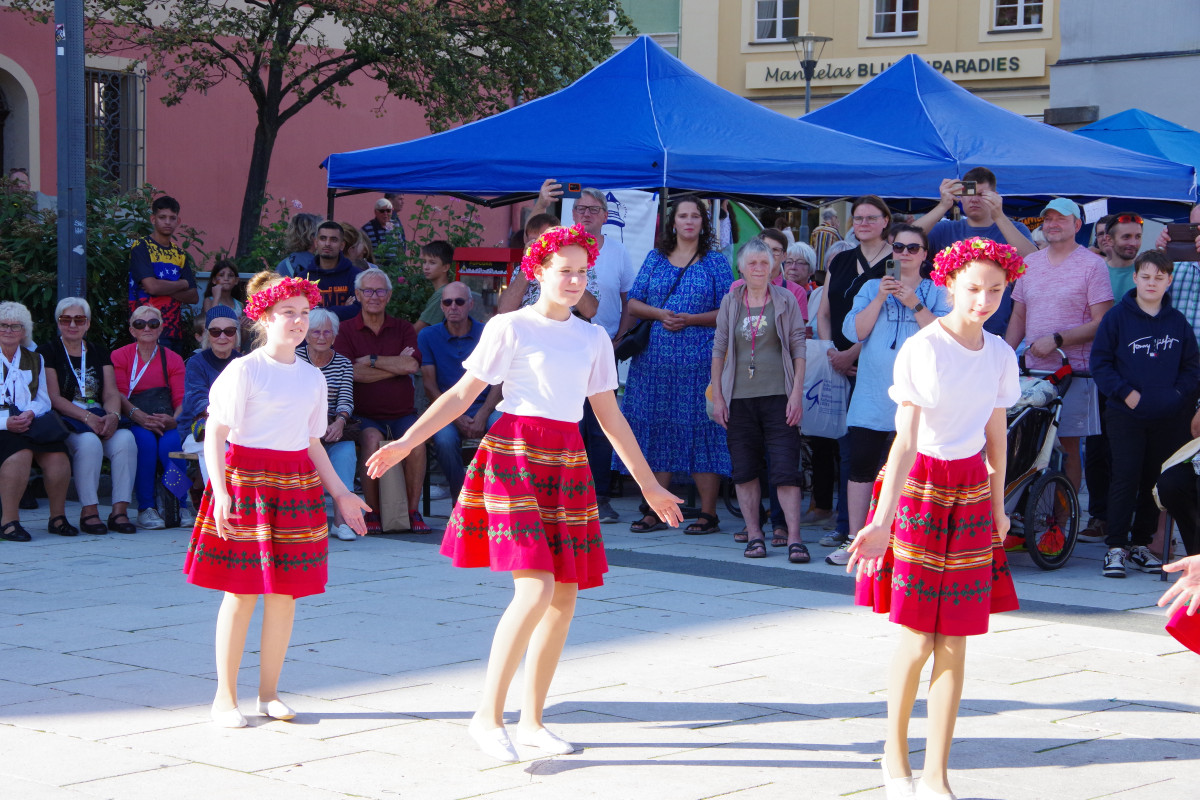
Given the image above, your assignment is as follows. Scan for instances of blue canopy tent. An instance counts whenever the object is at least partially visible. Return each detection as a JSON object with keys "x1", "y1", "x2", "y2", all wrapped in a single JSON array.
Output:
[
  {"x1": 322, "y1": 37, "x2": 955, "y2": 211},
  {"x1": 803, "y1": 55, "x2": 1197, "y2": 210}
]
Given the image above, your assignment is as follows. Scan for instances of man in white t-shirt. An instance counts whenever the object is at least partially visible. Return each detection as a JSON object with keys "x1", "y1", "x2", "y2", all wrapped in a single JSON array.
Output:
[{"x1": 1005, "y1": 198, "x2": 1114, "y2": 494}]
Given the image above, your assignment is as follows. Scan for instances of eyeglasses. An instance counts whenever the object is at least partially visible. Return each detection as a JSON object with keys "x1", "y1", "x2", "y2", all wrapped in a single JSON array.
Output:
[
  {"x1": 0, "y1": 323, "x2": 24, "y2": 333},
  {"x1": 58, "y1": 315, "x2": 88, "y2": 327},
  {"x1": 441, "y1": 297, "x2": 468, "y2": 307},
  {"x1": 207, "y1": 327, "x2": 237, "y2": 339},
  {"x1": 359, "y1": 287, "x2": 389, "y2": 298},
  {"x1": 891, "y1": 242, "x2": 925, "y2": 254},
  {"x1": 852, "y1": 215, "x2": 884, "y2": 224},
  {"x1": 131, "y1": 319, "x2": 162, "y2": 330},
  {"x1": 1114, "y1": 213, "x2": 1144, "y2": 226},
  {"x1": 574, "y1": 205, "x2": 605, "y2": 216},
  {"x1": 309, "y1": 329, "x2": 334, "y2": 339},
  {"x1": 782, "y1": 259, "x2": 809, "y2": 267}
]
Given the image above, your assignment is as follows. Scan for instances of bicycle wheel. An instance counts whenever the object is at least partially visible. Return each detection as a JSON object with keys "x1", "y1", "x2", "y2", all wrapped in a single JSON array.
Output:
[{"x1": 1022, "y1": 471, "x2": 1079, "y2": 570}]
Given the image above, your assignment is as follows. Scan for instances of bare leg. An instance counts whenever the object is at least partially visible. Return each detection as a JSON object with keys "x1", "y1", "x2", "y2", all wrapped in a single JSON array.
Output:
[
  {"x1": 402, "y1": 447, "x2": 427, "y2": 513},
  {"x1": 36, "y1": 451, "x2": 73, "y2": 519},
  {"x1": 693, "y1": 471, "x2": 721, "y2": 517},
  {"x1": 472, "y1": 570, "x2": 556, "y2": 729},
  {"x1": 1060, "y1": 436, "x2": 1081, "y2": 492},
  {"x1": 0, "y1": 450, "x2": 33, "y2": 526},
  {"x1": 776, "y1": 484, "x2": 803, "y2": 544},
  {"x1": 517, "y1": 581, "x2": 579, "y2": 732},
  {"x1": 213, "y1": 592, "x2": 258, "y2": 711},
  {"x1": 258, "y1": 592, "x2": 297, "y2": 702},
  {"x1": 848, "y1": 479, "x2": 874, "y2": 539},
  {"x1": 886, "y1": 626, "x2": 935, "y2": 780},
  {"x1": 360, "y1": 428, "x2": 384, "y2": 511},
  {"x1": 920, "y1": 634, "x2": 967, "y2": 795},
  {"x1": 734, "y1": 480, "x2": 763, "y2": 539}
]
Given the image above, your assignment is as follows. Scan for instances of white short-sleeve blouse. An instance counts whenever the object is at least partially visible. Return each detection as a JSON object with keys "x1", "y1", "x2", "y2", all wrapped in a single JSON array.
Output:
[{"x1": 207, "y1": 348, "x2": 328, "y2": 451}]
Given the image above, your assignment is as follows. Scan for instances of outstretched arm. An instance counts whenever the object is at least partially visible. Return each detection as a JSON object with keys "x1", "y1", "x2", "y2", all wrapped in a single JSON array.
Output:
[
  {"x1": 1161, "y1": 555, "x2": 1200, "y2": 617},
  {"x1": 365, "y1": 372, "x2": 487, "y2": 477},
  {"x1": 588, "y1": 390, "x2": 684, "y2": 527}
]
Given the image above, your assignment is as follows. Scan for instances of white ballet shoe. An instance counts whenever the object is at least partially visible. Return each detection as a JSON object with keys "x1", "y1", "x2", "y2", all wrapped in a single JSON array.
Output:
[
  {"x1": 914, "y1": 779, "x2": 956, "y2": 800},
  {"x1": 211, "y1": 705, "x2": 247, "y2": 728},
  {"x1": 256, "y1": 697, "x2": 296, "y2": 721},
  {"x1": 515, "y1": 726, "x2": 577, "y2": 755},
  {"x1": 468, "y1": 721, "x2": 519, "y2": 762},
  {"x1": 881, "y1": 757, "x2": 915, "y2": 799}
]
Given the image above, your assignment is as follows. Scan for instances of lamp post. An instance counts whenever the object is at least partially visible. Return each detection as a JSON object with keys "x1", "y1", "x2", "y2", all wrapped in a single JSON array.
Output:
[{"x1": 786, "y1": 32, "x2": 832, "y2": 115}]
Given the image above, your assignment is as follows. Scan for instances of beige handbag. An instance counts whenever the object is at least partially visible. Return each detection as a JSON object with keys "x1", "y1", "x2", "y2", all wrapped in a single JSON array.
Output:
[{"x1": 377, "y1": 443, "x2": 411, "y2": 532}]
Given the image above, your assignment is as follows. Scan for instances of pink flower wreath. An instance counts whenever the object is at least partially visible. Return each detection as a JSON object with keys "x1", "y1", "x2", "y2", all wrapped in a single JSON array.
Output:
[
  {"x1": 519, "y1": 224, "x2": 601, "y2": 280},
  {"x1": 244, "y1": 277, "x2": 324, "y2": 321},
  {"x1": 931, "y1": 237, "x2": 1026, "y2": 287}
]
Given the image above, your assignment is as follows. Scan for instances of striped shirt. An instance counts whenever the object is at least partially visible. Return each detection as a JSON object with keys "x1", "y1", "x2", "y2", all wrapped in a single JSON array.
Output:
[{"x1": 298, "y1": 349, "x2": 354, "y2": 417}]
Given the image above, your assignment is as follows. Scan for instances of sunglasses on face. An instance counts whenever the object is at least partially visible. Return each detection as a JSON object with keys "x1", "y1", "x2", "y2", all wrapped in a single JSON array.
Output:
[
  {"x1": 131, "y1": 319, "x2": 162, "y2": 330},
  {"x1": 891, "y1": 242, "x2": 925, "y2": 254},
  {"x1": 441, "y1": 297, "x2": 468, "y2": 307},
  {"x1": 207, "y1": 327, "x2": 237, "y2": 339},
  {"x1": 58, "y1": 315, "x2": 88, "y2": 327}
]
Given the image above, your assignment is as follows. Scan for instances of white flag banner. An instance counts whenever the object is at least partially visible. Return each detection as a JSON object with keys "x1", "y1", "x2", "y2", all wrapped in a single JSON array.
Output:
[{"x1": 564, "y1": 189, "x2": 659, "y2": 274}]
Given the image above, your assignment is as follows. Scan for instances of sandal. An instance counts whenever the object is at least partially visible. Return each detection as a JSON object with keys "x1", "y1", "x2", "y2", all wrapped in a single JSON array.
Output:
[
  {"x1": 743, "y1": 538, "x2": 767, "y2": 558},
  {"x1": 79, "y1": 514, "x2": 108, "y2": 536},
  {"x1": 47, "y1": 515, "x2": 79, "y2": 537},
  {"x1": 630, "y1": 514, "x2": 667, "y2": 533},
  {"x1": 107, "y1": 512, "x2": 137, "y2": 534},
  {"x1": 684, "y1": 512, "x2": 720, "y2": 535},
  {"x1": 788, "y1": 543, "x2": 811, "y2": 564},
  {"x1": 771, "y1": 527, "x2": 788, "y2": 547},
  {"x1": 733, "y1": 528, "x2": 749, "y2": 543},
  {"x1": 1, "y1": 520, "x2": 32, "y2": 542}
]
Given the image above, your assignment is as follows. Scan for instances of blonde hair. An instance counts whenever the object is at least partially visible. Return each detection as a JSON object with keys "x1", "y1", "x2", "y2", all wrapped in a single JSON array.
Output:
[
  {"x1": 245, "y1": 270, "x2": 288, "y2": 349},
  {"x1": 129, "y1": 304, "x2": 163, "y2": 324}
]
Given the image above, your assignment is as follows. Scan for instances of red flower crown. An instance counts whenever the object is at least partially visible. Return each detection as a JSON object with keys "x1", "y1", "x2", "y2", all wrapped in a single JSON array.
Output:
[
  {"x1": 519, "y1": 224, "x2": 600, "y2": 280},
  {"x1": 244, "y1": 277, "x2": 324, "y2": 321},
  {"x1": 931, "y1": 237, "x2": 1026, "y2": 287}
]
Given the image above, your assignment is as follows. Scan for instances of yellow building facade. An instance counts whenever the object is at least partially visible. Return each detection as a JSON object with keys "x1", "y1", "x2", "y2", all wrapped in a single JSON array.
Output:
[{"x1": 680, "y1": 0, "x2": 1061, "y2": 119}]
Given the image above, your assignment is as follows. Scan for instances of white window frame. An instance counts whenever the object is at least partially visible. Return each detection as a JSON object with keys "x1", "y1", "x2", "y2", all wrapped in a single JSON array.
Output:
[
  {"x1": 992, "y1": 0, "x2": 1045, "y2": 29},
  {"x1": 871, "y1": 0, "x2": 921, "y2": 38},
  {"x1": 753, "y1": 0, "x2": 802, "y2": 43}
]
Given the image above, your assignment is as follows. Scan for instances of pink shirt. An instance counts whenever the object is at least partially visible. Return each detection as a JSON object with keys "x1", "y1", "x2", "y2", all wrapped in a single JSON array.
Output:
[
  {"x1": 1012, "y1": 245, "x2": 1113, "y2": 370},
  {"x1": 730, "y1": 275, "x2": 809, "y2": 320}
]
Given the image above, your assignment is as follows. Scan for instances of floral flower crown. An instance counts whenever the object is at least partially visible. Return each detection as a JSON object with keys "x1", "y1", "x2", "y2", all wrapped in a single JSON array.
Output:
[
  {"x1": 931, "y1": 237, "x2": 1026, "y2": 287},
  {"x1": 519, "y1": 224, "x2": 600, "y2": 280},
  {"x1": 244, "y1": 277, "x2": 324, "y2": 321}
]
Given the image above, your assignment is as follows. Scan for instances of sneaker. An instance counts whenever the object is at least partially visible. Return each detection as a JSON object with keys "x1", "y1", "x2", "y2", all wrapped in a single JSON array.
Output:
[
  {"x1": 596, "y1": 498, "x2": 620, "y2": 523},
  {"x1": 820, "y1": 530, "x2": 849, "y2": 548},
  {"x1": 178, "y1": 505, "x2": 196, "y2": 529},
  {"x1": 428, "y1": 484, "x2": 450, "y2": 500},
  {"x1": 825, "y1": 542, "x2": 853, "y2": 566},
  {"x1": 137, "y1": 508, "x2": 166, "y2": 530},
  {"x1": 1077, "y1": 517, "x2": 1107, "y2": 543},
  {"x1": 1102, "y1": 547, "x2": 1127, "y2": 578},
  {"x1": 333, "y1": 523, "x2": 357, "y2": 541},
  {"x1": 1127, "y1": 545, "x2": 1163, "y2": 574}
]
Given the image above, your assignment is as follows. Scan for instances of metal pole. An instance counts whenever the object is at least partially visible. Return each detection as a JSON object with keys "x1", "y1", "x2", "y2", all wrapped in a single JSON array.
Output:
[{"x1": 55, "y1": 0, "x2": 87, "y2": 299}]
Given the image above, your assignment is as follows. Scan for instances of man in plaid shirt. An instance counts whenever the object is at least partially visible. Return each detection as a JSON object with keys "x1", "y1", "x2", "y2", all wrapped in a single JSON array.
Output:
[{"x1": 1157, "y1": 204, "x2": 1200, "y2": 341}]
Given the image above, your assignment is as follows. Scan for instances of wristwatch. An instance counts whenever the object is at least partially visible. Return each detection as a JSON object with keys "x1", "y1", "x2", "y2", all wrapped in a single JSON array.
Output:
[
  {"x1": 369, "y1": 354, "x2": 378, "y2": 368},
  {"x1": 912, "y1": 301, "x2": 926, "y2": 313},
  {"x1": 1053, "y1": 332, "x2": 1064, "y2": 347}
]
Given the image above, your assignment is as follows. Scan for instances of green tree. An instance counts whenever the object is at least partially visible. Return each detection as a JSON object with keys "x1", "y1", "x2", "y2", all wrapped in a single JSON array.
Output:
[{"x1": 14, "y1": 0, "x2": 634, "y2": 258}]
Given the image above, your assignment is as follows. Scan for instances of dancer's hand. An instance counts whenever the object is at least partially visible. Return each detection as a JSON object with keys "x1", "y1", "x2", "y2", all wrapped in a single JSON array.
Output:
[
  {"x1": 211, "y1": 492, "x2": 237, "y2": 540},
  {"x1": 994, "y1": 512, "x2": 1010, "y2": 539},
  {"x1": 335, "y1": 492, "x2": 372, "y2": 536},
  {"x1": 366, "y1": 439, "x2": 412, "y2": 479},
  {"x1": 640, "y1": 482, "x2": 685, "y2": 527},
  {"x1": 846, "y1": 521, "x2": 890, "y2": 579},
  {"x1": 1159, "y1": 554, "x2": 1200, "y2": 617}
]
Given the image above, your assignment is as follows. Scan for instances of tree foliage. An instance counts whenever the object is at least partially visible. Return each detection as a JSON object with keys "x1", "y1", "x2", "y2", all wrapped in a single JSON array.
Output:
[{"x1": 13, "y1": 0, "x2": 635, "y2": 255}]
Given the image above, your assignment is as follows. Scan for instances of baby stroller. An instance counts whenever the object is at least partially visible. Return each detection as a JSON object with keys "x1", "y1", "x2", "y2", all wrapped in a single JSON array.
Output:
[{"x1": 1002, "y1": 351, "x2": 1080, "y2": 570}]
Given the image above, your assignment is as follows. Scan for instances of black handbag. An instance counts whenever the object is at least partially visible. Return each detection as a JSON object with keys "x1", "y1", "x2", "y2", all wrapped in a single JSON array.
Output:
[
  {"x1": 614, "y1": 253, "x2": 698, "y2": 362},
  {"x1": 24, "y1": 411, "x2": 70, "y2": 444},
  {"x1": 129, "y1": 347, "x2": 175, "y2": 416}
]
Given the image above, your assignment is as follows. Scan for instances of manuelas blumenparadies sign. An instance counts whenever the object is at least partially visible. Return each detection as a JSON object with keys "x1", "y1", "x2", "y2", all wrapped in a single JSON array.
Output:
[{"x1": 746, "y1": 48, "x2": 1045, "y2": 90}]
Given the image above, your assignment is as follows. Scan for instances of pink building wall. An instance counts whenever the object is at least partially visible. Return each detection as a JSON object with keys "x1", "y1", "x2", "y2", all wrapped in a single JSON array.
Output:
[{"x1": 1, "y1": 11, "x2": 520, "y2": 264}]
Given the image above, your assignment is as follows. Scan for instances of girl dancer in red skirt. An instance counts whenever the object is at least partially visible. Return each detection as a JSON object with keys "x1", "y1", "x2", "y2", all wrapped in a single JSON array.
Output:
[
  {"x1": 184, "y1": 273, "x2": 369, "y2": 728},
  {"x1": 367, "y1": 224, "x2": 683, "y2": 762},
  {"x1": 846, "y1": 238, "x2": 1024, "y2": 799}
]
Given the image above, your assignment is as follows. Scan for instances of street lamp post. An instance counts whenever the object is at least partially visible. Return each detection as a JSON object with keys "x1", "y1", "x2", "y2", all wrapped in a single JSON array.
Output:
[{"x1": 786, "y1": 32, "x2": 832, "y2": 115}]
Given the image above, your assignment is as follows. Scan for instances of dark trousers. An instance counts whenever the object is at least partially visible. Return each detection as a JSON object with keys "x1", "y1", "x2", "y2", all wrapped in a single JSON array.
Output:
[
  {"x1": 809, "y1": 436, "x2": 838, "y2": 510},
  {"x1": 581, "y1": 395, "x2": 613, "y2": 498},
  {"x1": 1157, "y1": 460, "x2": 1200, "y2": 556},
  {"x1": 1085, "y1": 393, "x2": 1110, "y2": 520},
  {"x1": 1103, "y1": 406, "x2": 1187, "y2": 549}
]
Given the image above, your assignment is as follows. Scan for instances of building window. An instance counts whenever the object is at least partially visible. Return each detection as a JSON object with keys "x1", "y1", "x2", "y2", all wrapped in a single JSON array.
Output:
[
  {"x1": 994, "y1": 0, "x2": 1043, "y2": 28},
  {"x1": 873, "y1": 0, "x2": 919, "y2": 36},
  {"x1": 755, "y1": 0, "x2": 801, "y2": 41},
  {"x1": 84, "y1": 68, "x2": 144, "y2": 193}
]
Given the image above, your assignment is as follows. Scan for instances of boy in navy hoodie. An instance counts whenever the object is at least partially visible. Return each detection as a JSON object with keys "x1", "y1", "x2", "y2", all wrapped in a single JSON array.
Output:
[{"x1": 1093, "y1": 250, "x2": 1200, "y2": 578}]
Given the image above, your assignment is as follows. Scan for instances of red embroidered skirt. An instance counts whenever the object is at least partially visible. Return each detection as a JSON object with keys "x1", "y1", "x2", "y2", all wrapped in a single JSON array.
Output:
[
  {"x1": 855, "y1": 452, "x2": 1018, "y2": 636},
  {"x1": 183, "y1": 444, "x2": 328, "y2": 598},
  {"x1": 440, "y1": 414, "x2": 608, "y2": 589}
]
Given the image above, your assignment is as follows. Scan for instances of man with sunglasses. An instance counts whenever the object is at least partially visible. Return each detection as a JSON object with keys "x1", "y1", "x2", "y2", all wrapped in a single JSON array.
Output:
[
  {"x1": 417, "y1": 282, "x2": 501, "y2": 503},
  {"x1": 128, "y1": 195, "x2": 199, "y2": 351}
]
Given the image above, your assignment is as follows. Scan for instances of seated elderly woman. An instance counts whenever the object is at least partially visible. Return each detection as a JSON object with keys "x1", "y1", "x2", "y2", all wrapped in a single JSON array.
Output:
[
  {"x1": 43, "y1": 297, "x2": 138, "y2": 534},
  {"x1": 179, "y1": 306, "x2": 243, "y2": 487},
  {"x1": 298, "y1": 307, "x2": 359, "y2": 541},
  {"x1": 111, "y1": 304, "x2": 188, "y2": 530},
  {"x1": 0, "y1": 301, "x2": 77, "y2": 541}
]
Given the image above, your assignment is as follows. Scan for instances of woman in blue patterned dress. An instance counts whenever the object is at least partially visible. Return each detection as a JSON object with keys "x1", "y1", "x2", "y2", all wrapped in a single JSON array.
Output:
[{"x1": 618, "y1": 198, "x2": 733, "y2": 533}]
